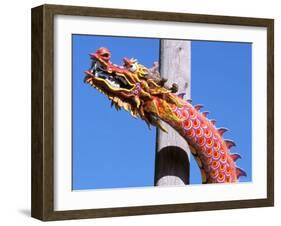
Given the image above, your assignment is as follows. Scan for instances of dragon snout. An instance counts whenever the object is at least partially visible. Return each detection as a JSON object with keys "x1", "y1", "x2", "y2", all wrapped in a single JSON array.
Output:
[{"x1": 91, "y1": 47, "x2": 111, "y2": 62}]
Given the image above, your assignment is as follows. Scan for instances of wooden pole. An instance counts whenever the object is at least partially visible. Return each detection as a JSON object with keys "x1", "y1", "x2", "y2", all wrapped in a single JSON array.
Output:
[{"x1": 154, "y1": 39, "x2": 191, "y2": 186}]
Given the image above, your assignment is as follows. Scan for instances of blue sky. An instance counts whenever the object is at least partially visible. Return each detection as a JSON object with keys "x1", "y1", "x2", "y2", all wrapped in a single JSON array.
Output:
[{"x1": 72, "y1": 35, "x2": 252, "y2": 190}]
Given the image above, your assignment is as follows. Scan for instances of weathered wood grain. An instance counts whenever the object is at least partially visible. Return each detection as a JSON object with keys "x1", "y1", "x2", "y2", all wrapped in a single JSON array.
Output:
[{"x1": 155, "y1": 40, "x2": 191, "y2": 186}]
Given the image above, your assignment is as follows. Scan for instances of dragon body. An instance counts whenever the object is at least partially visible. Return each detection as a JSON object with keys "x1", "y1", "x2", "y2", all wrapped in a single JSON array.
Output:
[{"x1": 84, "y1": 47, "x2": 246, "y2": 183}]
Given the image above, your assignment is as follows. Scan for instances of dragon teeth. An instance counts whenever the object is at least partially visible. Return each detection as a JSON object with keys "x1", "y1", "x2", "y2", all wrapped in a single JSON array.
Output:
[{"x1": 106, "y1": 79, "x2": 120, "y2": 88}]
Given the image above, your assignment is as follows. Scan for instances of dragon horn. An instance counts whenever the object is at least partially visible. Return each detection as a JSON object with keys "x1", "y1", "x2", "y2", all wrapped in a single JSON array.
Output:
[{"x1": 123, "y1": 57, "x2": 131, "y2": 67}]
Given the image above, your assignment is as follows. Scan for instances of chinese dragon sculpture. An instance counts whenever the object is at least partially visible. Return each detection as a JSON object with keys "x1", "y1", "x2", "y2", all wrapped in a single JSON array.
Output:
[{"x1": 84, "y1": 47, "x2": 246, "y2": 183}]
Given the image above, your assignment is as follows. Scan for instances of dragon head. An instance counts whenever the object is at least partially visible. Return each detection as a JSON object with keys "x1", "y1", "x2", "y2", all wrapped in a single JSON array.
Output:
[
  {"x1": 84, "y1": 47, "x2": 184, "y2": 132},
  {"x1": 85, "y1": 48, "x2": 137, "y2": 97}
]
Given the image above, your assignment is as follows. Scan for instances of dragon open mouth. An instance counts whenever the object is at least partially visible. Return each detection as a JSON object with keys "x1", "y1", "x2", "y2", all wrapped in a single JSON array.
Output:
[{"x1": 85, "y1": 58, "x2": 135, "y2": 92}]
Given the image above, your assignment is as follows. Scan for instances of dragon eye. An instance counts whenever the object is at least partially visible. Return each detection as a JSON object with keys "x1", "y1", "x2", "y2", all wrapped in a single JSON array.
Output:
[{"x1": 129, "y1": 64, "x2": 137, "y2": 72}]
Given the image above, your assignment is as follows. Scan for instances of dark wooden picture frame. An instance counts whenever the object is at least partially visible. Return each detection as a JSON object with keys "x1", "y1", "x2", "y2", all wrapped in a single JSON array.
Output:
[{"x1": 31, "y1": 4, "x2": 274, "y2": 221}]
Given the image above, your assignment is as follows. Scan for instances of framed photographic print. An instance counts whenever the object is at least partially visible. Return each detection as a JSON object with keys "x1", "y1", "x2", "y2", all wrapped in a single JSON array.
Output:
[{"x1": 31, "y1": 4, "x2": 274, "y2": 221}]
